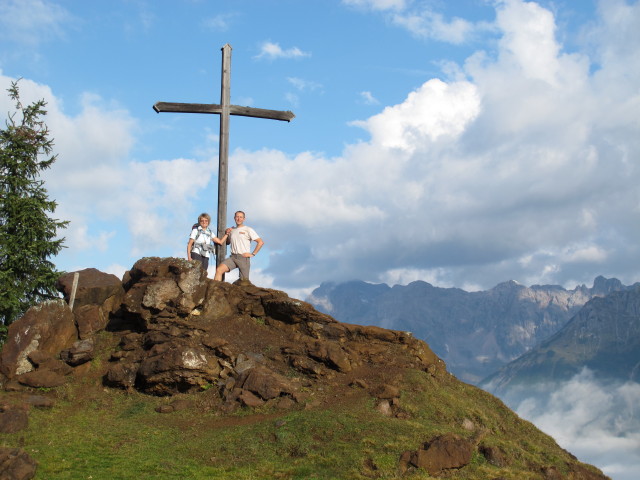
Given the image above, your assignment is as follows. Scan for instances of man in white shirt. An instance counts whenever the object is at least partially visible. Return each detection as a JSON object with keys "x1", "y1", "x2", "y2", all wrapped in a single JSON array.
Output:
[{"x1": 214, "y1": 211, "x2": 264, "y2": 282}]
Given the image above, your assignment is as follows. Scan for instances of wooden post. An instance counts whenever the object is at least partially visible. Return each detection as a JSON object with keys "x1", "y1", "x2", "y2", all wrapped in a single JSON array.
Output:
[
  {"x1": 69, "y1": 272, "x2": 79, "y2": 311},
  {"x1": 217, "y1": 44, "x2": 231, "y2": 264}
]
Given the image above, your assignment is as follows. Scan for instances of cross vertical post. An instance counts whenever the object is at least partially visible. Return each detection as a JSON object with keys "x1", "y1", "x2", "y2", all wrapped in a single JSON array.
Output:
[
  {"x1": 217, "y1": 44, "x2": 232, "y2": 264},
  {"x1": 153, "y1": 44, "x2": 295, "y2": 269}
]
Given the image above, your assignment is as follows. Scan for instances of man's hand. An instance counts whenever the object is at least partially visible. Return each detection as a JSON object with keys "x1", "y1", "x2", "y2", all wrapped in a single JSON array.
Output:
[{"x1": 242, "y1": 252, "x2": 253, "y2": 258}]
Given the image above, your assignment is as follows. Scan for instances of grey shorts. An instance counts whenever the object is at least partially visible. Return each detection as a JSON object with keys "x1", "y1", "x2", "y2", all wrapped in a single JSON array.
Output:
[{"x1": 221, "y1": 254, "x2": 251, "y2": 280}]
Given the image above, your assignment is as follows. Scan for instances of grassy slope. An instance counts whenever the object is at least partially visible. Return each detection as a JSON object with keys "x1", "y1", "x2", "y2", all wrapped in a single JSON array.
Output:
[{"x1": 1, "y1": 355, "x2": 602, "y2": 480}]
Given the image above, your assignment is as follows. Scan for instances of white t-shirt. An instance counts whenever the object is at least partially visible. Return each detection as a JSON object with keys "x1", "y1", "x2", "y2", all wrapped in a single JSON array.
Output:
[
  {"x1": 190, "y1": 226, "x2": 213, "y2": 258},
  {"x1": 228, "y1": 225, "x2": 260, "y2": 255}
]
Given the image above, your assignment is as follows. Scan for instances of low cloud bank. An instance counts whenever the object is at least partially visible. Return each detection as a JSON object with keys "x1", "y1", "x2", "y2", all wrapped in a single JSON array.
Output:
[{"x1": 502, "y1": 369, "x2": 640, "y2": 480}]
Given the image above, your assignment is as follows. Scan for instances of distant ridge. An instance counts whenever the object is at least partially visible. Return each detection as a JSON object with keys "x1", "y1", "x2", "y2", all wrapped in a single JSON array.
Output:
[
  {"x1": 307, "y1": 276, "x2": 638, "y2": 383},
  {"x1": 481, "y1": 285, "x2": 640, "y2": 395}
]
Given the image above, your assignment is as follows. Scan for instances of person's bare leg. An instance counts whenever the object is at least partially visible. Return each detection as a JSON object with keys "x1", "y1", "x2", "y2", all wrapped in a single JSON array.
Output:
[{"x1": 214, "y1": 263, "x2": 230, "y2": 281}]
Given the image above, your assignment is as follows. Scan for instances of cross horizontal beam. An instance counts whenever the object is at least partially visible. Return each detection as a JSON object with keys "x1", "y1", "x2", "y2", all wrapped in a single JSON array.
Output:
[{"x1": 153, "y1": 102, "x2": 295, "y2": 122}]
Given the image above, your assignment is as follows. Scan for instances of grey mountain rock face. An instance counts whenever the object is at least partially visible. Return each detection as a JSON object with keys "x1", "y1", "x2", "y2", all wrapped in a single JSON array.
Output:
[
  {"x1": 481, "y1": 285, "x2": 640, "y2": 395},
  {"x1": 307, "y1": 276, "x2": 636, "y2": 383}
]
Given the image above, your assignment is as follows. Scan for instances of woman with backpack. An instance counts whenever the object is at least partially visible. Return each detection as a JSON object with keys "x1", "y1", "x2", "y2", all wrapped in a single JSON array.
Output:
[{"x1": 187, "y1": 213, "x2": 227, "y2": 272}]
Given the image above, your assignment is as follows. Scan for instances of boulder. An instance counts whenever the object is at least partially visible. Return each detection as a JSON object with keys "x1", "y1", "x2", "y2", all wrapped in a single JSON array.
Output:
[
  {"x1": 234, "y1": 366, "x2": 297, "y2": 401},
  {"x1": 238, "y1": 389, "x2": 265, "y2": 407},
  {"x1": 0, "y1": 300, "x2": 77, "y2": 379},
  {"x1": 479, "y1": 444, "x2": 508, "y2": 467},
  {"x1": 376, "y1": 399, "x2": 393, "y2": 416},
  {"x1": 0, "y1": 447, "x2": 37, "y2": 480},
  {"x1": 400, "y1": 433, "x2": 474, "y2": 475},
  {"x1": 306, "y1": 340, "x2": 352, "y2": 372},
  {"x1": 16, "y1": 370, "x2": 66, "y2": 389},
  {"x1": 27, "y1": 351, "x2": 73, "y2": 376},
  {"x1": 60, "y1": 339, "x2": 95, "y2": 366},
  {"x1": 262, "y1": 295, "x2": 335, "y2": 327},
  {"x1": 25, "y1": 395, "x2": 55, "y2": 409},
  {"x1": 136, "y1": 343, "x2": 221, "y2": 395},
  {"x1": 0, "y1": 405, "x2": 28, "y2": 433},
  {"x1": 74, "y1": 304, "x2": 107, "y2": 340},
  {"x1": 121, "y1": 257, "x2": 207, "y2": 324},
  {"x1": 104, "y1": 362, "x2": 138, "y2": 389},
  {"x1": 56, "y1": 268, "x2": 124, "y2": 313}
]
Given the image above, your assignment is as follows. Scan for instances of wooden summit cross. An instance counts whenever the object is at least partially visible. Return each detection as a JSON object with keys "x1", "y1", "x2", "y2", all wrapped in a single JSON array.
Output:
[{"x1": 153, "y1": 43, "x2": 294, "y2": 266}]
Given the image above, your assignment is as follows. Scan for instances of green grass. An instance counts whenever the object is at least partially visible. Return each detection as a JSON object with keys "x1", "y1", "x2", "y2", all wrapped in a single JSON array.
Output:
[{"x1": 0, "y1": 368, "x2": 602, "y2": 480}]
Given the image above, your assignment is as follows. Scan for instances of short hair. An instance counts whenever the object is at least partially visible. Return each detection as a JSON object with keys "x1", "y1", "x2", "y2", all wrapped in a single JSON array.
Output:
[
  {"x1": 234, "y1": 211, "x2": 245, "y2": 217},
  {"x1": 198, "y1": 213, "x2": 211, "y2": 223}
]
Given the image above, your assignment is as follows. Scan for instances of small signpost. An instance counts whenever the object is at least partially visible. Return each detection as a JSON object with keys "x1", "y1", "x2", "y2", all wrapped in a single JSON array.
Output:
[{"x1": 154, "y1": 44, "x2": 294, "y2": 265}]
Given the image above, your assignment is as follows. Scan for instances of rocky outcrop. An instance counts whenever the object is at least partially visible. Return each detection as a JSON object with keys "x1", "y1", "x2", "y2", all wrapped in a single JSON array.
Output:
[
  {"x1": 101, "y1": 257, "x2": 444, "y2": 406},
  {"x1": 0, "y1": 300, "x2": 76, "y2": 379},
  {"x1": 1, "y1": 258, "x2": 444, "y2": 408}
]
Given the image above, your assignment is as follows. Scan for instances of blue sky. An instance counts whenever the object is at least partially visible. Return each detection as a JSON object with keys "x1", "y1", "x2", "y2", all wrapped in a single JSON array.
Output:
[{"x1": 1, "y1": 0, "x2": 639, "y2": 301}]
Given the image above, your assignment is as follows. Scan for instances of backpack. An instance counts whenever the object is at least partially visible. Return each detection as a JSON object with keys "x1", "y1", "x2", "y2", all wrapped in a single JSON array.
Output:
[{"x1": 191, "y1": 224, "x2": 215, "y2": 253}]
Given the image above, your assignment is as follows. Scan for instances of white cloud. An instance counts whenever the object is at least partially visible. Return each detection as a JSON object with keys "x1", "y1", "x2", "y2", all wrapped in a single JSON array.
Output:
[
  {"x1": 284, "y1": 92, "x2": 299, "y2": 107},
  {"x1": 392, "y1": 9, "x2": 479, "y2": 44},
  {"x1": 360, "y1": 91, "x2": 379, "y2": 105},
  {"x1": 509, "y1": 369, "x2": 640, "y2": 480},
  {"x1": 70, "y1": 225, "x2": 115, "y2": 253},
  {"x1": 494, "y1": 0, "x2": 563, "y2": 85},
  {"x1": 346, "y1": 0, "x2": 490, "y2": 44},
  {"x1": 383, "y1": 267, "x2": 455, "y2": 288},
  {"x1": 563, "y1": 245, "x2": 608, "y2": 264},
  {"x1": 104, "y1": 264, "x2": 128, "y2": 281},
  {"x1": 352, "y1": 78, "x2": 481, "y2": 151},
  {"x1": 0, "y1": 0, "x2": 72, "y2": 46},
  {"x1": 287, "y1": 77, "x2": 323, "y2": 92},
  {"x1": 342, "y1": 0, "x2": 407, "y2": 11},
  {"x1": 202, "y1": 13, "x2": 237, "y2": 31},
  {"x1": 254, "y1": 41, "x2": 310, "y2": 60}
]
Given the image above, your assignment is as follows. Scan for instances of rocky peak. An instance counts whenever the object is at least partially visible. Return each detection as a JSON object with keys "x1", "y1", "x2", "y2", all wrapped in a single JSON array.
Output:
[
  {"x1": 591, "y1": 275, "x2": 624, "y2": 295},
  {"x1": 1, "y1": 257, "x2": 443, "y2": 405}
]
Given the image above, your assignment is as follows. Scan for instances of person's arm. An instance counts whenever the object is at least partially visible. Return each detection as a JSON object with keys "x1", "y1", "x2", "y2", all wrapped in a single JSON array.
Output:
[
  {"x1": 212, "y1": 233, "x2": 228, "y2": 245},
  {"x1": 187, "y1": 238, "x2": 195, "y2": 260},
  {"x1": 244, "y1": 238, "x2": 264, "y2": 258}
]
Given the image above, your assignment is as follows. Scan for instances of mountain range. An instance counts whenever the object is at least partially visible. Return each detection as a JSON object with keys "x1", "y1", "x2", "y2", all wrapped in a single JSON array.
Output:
[
  {"x1": 481, "y1": 285, "x2": 640, "y2": 396},
  {"x1": 307, "y1": 276, "x2": 638, "y2": 383}
]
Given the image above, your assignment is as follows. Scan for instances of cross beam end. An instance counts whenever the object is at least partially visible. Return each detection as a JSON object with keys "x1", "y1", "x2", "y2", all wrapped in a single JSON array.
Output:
[{"x1": 153, "y1": 102, "x2": 220, "y2": 114}]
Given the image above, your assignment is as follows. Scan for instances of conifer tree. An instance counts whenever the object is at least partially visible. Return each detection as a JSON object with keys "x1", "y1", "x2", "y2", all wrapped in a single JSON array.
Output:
[{"x1": 0, "y1": 81, "x2": 69, "y2": 337}]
